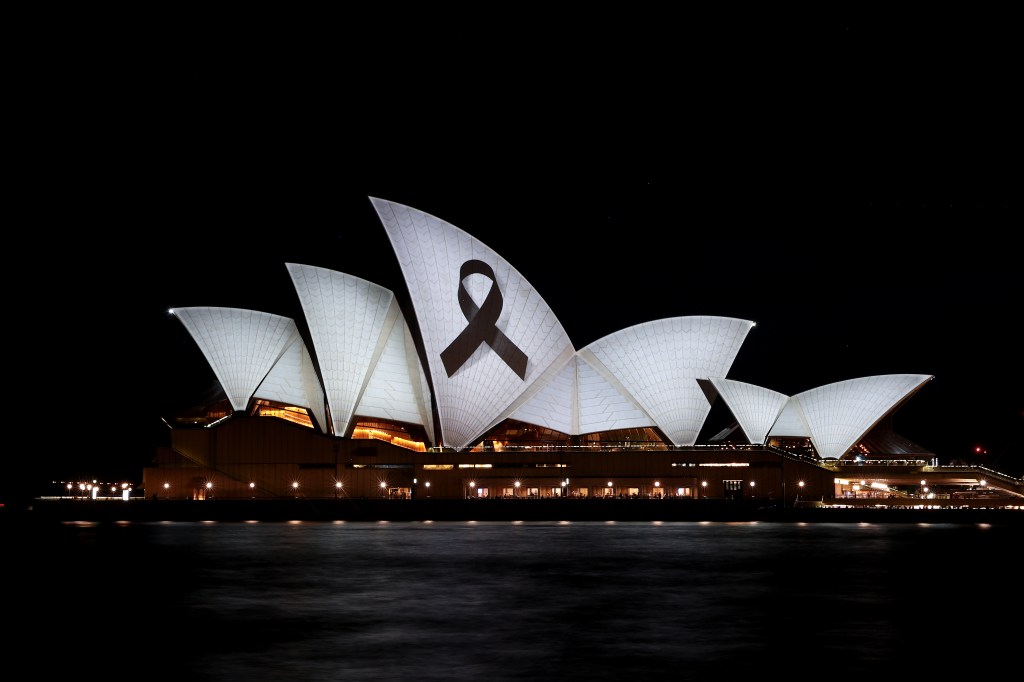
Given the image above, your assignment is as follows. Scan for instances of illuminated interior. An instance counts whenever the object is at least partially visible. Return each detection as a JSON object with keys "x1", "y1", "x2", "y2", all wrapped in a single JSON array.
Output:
[
  {"x1": 251, "y1": 400, "x2": 314, "y2": 428},
  {"x1": 471, "y1": 420, "x2": 670, "y2": 450},
  {"x1": 351, "y1": 418, "x2": 428, "y2": 452}
]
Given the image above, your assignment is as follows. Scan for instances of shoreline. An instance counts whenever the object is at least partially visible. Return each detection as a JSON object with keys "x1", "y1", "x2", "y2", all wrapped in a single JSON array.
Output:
[{"x1": 5, "y1": 498, "x2": 1024, "y2": 525}]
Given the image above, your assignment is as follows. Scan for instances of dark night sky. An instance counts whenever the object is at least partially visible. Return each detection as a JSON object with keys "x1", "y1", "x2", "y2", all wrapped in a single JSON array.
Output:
[{"x1": 9, "y1": 16, "x2": 1020, "y2": 502}]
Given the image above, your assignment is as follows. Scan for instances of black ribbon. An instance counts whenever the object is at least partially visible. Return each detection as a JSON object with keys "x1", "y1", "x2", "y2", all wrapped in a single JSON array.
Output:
[{"x1": 440, "y1": 259, "x2": 528, "y2": 380}]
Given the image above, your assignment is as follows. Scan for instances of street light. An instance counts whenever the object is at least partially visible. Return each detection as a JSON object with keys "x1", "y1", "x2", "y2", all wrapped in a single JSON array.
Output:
[
  {"x1": 797, "y1": 480, "x2": 804, "y2": 506},
  {"x1": 701, "y1": 480, "x2": 707, "y2": 499},
  {"x1": 380, "y1": 481, "x2": 388, "y2": 498},
  {"x1": 514, "y1": 480, "x2": 521, "y2": 498},
  {"x1": 468, "y1": 481, "x2": 475, "y2": 499},
  {"x1": 335, "y1": 481, "x2": 342, "y2": 499}
]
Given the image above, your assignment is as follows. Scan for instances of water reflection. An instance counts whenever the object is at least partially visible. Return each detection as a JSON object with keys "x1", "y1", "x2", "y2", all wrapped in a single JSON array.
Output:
[{"x1": 12, "y1": 520, "x2": 1019, "y2": 681}]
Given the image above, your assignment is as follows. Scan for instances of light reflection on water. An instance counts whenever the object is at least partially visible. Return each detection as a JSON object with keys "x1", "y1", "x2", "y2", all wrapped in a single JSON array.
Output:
[{"x1": 15, "y1": 520, "x2": 1020, "y2": 681}]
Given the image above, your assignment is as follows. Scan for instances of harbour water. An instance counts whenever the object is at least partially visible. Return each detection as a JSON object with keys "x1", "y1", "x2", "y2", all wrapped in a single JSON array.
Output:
[{"x1": 9, "y1": 519, "x2": 1020, "y2": 680}]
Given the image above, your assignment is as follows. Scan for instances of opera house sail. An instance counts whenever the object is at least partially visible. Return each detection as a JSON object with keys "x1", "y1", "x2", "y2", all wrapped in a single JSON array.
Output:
[{"x1": 142, "y1": 196, "x2": 1014, "y2": 507}]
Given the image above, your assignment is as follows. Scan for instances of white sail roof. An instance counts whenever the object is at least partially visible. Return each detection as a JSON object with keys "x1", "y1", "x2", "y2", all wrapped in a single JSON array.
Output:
[
  {"x1": 371, "y1": 197, "x2": 575, "y2": 450},
  {"x1": 792, "y1": 374, "x2": 934, "y2": 459},
  {"x1": 166, "y1": 199, "x2": 937, "y2": 457},
  {"x1": 254, "y1": 332, "x2": 328, "y2": 432},
  {"x1": 286, "y1": 263, "x2": 433, "y2": 439},
  {"x1": 171, "y1": 307, "x2": 300, "y2": 412},
  {"x1": 508, "y1": 355, "x2": 578, "y2": 435},
  {"x1": 509, "y1": 353, "x2": 656, "y2": 436},
  {"x1": 580, "y1": 317, "x2": 755, "y2": 446},
  {"x1": 767, "y1": 399, "x2": 812, "y2": 438},
  {"x1": 708, "y1": 377, "x2": 789, "y2": 445},
  {"x1": 355, "y1": 308, "x2": 436, "y2": 445},
  {"x1": 574, "y1": 354, "x2": 655, "y2": 434}
]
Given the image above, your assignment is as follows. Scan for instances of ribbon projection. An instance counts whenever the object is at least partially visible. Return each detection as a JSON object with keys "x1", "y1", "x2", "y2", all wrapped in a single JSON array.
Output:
[{"x1": 440, "y1": 259, "x2": 528, "y2": 380}]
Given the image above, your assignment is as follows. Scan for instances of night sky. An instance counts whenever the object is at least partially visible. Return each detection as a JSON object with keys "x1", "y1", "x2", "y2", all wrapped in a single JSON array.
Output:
[{"x1": 9, "y1": 17, "x2": 1019, "y2": 503}]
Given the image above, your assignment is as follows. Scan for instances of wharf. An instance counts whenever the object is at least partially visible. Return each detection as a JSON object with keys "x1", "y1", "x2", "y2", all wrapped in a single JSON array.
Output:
[{"x1": 5, "y1": 497, "x2": 1023, "y2": 525}]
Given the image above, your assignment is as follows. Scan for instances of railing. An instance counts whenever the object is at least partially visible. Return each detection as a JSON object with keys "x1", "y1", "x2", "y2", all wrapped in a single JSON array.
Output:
[{"x1": 436, "y1": 443, "x2": 780, "y2": 453}]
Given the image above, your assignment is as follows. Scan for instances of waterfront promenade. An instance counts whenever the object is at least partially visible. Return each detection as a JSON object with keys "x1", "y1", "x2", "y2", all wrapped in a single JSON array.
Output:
[{"x1": 6, "y1": 497, "x2": 1023, "y2": 525}]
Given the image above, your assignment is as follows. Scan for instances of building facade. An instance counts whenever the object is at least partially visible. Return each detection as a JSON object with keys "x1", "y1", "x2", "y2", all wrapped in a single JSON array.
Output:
[{"x1": 148, "y1": 198, "x2": 1022, "y2": 505}]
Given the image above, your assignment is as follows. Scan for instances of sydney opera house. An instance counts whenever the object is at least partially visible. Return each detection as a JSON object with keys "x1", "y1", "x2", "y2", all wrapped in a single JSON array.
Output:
[{"x1": 147, "y1": 198, "x2": 1022, "y2": 508}]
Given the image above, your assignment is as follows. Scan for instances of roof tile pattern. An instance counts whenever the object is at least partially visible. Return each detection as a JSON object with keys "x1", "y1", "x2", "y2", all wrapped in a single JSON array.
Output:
[
  {"x1": 372, "y1": 197, "x2": 575, "y2": 450},
  {"x1": 172, "y1": 307, "x2": 300, "y2": 412},
  {"x1": 169, "y1": 198, "x2": 935, "y2": 459},
  {"x1": 357, "y1": 307, "x2": 436, "y2": 444},
  {"x1": 792, "y1": 374, "x2": 933, "y2": 459},
  {"x1": 581, "y1": 317, "x2": 755, "y2": 445},
  {"x1": 708, "y1": 378, "x2": 790, "y2": 445},
  {"x1": 286, "y1": 263, "x2": 431, "y2": 439},
  {"x1": 256, "y1": 332, "x2": 328, "y2": 432},
  {"x1": 507, "y1": 355, "x2": 578, "y2": 435},
  {"x1": 768, "y1": 400, "x2": 812, "y2": 438}
]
